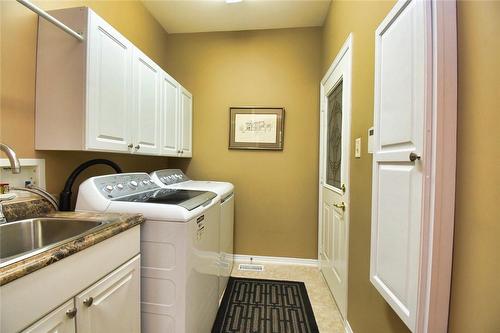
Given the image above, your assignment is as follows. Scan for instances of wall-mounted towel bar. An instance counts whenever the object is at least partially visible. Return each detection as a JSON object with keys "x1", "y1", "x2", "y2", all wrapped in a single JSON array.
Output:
[{"x1": 16, "y1": 0, "x2": 84, "y2": 41}]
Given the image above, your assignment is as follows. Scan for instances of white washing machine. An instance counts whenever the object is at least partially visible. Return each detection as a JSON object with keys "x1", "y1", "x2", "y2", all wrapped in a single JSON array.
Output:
[
  {"x1": 150, "y1": 169, "x2": 234, "y2": 299},
  {"x1": 76, "y1": 173, "x2": 220, "y2": 333}
]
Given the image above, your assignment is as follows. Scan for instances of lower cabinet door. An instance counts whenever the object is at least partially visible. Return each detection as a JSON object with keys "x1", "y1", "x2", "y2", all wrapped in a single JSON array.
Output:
[
  {"x1": 75, "y1": 255, "x2": 141, "y2": 333},
  {"x1": 22, "y1": 299, "x2": 76, "y2": 333}
]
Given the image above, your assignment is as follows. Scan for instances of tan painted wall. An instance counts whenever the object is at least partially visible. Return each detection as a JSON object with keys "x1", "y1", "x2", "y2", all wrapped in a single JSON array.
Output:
[
  {"x1": 449, "y1": 1, "x2": 500, "y2": 332},
  {"x1": 0, "y1": 0, "x2": 169, "y2": 198},
  {"x1": 164, "y1": 28, "x2": 322, "y2": 258},
  {"x1": 321, "y1": 1, "x2": 410, "y2": 332},
  {"x1": 322, "y1": 1, "x2": 500, "y2": 332}
]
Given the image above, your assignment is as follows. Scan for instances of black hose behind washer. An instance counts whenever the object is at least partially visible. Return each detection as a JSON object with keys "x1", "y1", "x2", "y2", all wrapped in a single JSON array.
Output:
[{"x1": 59, "y1": 159, "x2": 122, "y2": 211}]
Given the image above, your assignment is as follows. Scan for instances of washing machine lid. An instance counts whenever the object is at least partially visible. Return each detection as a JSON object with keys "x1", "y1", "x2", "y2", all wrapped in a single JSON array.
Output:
[{"x1": 112, "y1": 188, "x2": 217, "y2": 211}]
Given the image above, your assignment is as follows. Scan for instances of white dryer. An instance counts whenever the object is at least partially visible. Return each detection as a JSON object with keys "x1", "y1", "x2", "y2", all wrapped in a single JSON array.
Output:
[
  {"x1": 150, "y1": 169, "x2": 234, "y2": 299},
  {"x1": 76, "y1": 173, "x2": 219, "y2": 333}
]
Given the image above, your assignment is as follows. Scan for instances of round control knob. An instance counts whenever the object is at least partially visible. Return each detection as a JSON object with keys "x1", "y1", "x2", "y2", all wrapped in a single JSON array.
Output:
[
  {"x1": 116, "y1": 184, "x2": 124, "y2": 190},
  {"x1": 142, "y1": 180, "x2": 149, "y2": 185},
  {"x1": 105, "y1": 185, "x2": 113, "y2": 192},
  {"x1": 130, "y1": 180, "x2": 138, "y2": 187}
]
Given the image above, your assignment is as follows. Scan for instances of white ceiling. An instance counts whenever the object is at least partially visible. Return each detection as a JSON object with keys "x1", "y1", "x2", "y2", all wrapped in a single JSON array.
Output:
[{"x1": 141, "y1": 0, "x2": 332, "y2": 34}]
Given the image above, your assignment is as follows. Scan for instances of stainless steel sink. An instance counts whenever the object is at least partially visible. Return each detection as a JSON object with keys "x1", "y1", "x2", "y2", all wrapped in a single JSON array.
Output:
[{"x1": 0, "y1": 218, "x2": 107, "y2": 267}]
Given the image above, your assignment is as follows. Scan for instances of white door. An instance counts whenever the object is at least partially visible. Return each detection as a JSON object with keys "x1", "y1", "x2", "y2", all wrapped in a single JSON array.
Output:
[
  {"x1": 179, "y1": 87, "x2": 193, "y2": 157},
  {"x1": 160, "y1": 72, "x2": 180, "y2": 156},
  {"x1": 319, "y1": 35, "x2": 352, "y2": 320},
  {"x1": 370, "y1": 0, "x2": 429, "y2": 331},
  {"x1": 22, "y1": 300, "x2": 76, "y2": 333},
  {"x1": 132, "y1": 48, "x2": 161, "y2": 155},
  {"x1": 76, "y1": 255, "x2": 141, "y2": 333},
  {"x1": 86, "y1": 12, "x2": 133, "y2": 152}
]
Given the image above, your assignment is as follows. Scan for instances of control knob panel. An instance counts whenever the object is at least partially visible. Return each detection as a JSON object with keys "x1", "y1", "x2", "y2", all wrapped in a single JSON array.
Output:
[{"x1": 93, "y1": 173, "x2": 159, "y2": 199}]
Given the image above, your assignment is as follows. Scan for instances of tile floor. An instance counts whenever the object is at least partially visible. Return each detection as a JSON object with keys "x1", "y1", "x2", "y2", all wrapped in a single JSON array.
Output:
[{"x1": 231, "y1": 263, "x2": 345, "y2": 333}]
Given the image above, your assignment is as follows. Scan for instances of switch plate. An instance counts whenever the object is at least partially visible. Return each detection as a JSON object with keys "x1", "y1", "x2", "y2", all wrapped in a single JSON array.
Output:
[
  {"x1": 355, "y1": 138, "x2": 361, "y2": 158},
  {"x1": 368, "y1": 127, "x2": 374, "y2": 153}
]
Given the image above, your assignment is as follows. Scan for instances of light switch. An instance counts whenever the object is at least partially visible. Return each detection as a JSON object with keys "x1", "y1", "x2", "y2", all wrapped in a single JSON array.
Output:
[
  {"x1": 368, "y1": 127, "x2": 374, "y2": 153},
  {"x1": 355, "y1": 138, "x2": 361, "y2": 158}
]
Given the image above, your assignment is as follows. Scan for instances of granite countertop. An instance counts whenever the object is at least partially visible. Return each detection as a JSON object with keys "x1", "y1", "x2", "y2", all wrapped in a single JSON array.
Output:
[{"x1": 0, "y1": 196, "x2": 145, "y2": 286}]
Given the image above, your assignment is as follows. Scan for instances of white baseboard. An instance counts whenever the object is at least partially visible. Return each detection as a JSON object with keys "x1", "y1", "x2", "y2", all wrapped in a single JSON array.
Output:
[
  {"x1": 234, "y1": 254, "x2": 319, "y2": 267},
  {"x1": 345, "y1": 320, "x2": 354, "y2": 333}
]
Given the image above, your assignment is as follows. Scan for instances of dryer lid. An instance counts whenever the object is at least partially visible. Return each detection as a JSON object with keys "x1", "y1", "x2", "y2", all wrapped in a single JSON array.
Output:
[{"x1": 112, "y1": 188, "x2": 216, "y2": 211}]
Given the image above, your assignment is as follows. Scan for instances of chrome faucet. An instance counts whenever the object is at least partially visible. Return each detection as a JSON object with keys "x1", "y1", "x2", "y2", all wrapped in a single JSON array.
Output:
[
  {"x1": 0, "y1": 143, "x2": 21, "y2": 174},
  {"x1": 0, "y1": 143, "x2": 21, "y2": 223}
]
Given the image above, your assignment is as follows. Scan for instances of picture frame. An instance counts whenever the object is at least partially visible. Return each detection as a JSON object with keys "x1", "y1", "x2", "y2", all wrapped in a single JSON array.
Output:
[{"x1": 229, "y1": 107, "x2": 285, "y2": 150}]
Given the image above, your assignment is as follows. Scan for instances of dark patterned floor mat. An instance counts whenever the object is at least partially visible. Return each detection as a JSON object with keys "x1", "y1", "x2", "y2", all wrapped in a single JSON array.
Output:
[{"x1": 212, "y1": 277, "x2": 319, "y2": 333}]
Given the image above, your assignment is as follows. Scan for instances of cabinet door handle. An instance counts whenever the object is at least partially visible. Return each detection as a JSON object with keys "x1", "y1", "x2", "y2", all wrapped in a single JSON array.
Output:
[
  {"x1": 135, "y1": 145, "x2": 140, "y2": 150},
  {"x1": 127, "y1": 143, "x2": 133, "y2": 149},
  {"x1": 66, "y1": 308, "x2": 77, "y2": 318},
  {"x1": 83, "y1": 297, "x2": 94, "y2": 307}
]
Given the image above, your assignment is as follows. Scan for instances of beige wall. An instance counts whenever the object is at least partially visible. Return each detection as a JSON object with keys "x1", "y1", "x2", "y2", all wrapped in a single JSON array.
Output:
[
  {"x1": 321, "y1": 1, "x2": 410, "y2": 332},
  {"x1": 449, "y1": 1, "x2": 500, "y2": 332},
  {"x1": 164, "y1": 28, "x2": 322, "y2": 258},
  {"x1": 0, "y1": 0, "x2": 169, "y2": 198},
  {"x1": 322, "y1": 1, "x2": 500, "y2": 332}
]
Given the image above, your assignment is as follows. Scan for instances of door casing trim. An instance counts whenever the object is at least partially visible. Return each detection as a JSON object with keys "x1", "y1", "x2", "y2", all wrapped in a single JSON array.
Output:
[{"x1": 318, "y1": 33, "x2": 353, "y2": 322}]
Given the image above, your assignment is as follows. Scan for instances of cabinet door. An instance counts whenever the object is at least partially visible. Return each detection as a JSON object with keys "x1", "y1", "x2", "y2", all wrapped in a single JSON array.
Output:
[
  {"x1": 370, "y1": 0, "x2": 429, "y2": 331},
  {"x1": 179, "y1": 86, "x2": 193, "y2": 157},
  {"x1": 22, "y1": 299, "x2": 76, "y2": 333},
  {"x1": 160, "y1": 72, "x2": 180, "y2": 156},
  {"x1": 132, "y1": 48, "x2": 161, "y2": 155},
  {"x1": 75, "y1": 255, "x2": 141, "y2": 333},
  {"x1": 86, "y1": 12, "x2": 133, "y2": 152}
]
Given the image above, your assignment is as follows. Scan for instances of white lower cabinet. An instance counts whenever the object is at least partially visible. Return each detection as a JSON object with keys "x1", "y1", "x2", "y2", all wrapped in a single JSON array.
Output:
[
  {"x1": 21, "y1": 255, "x2": 140, "y2": 333},
  {"x1": 22, "y1": 300, "x2": 76, "y2": 333},
  {"x1": 75, "y1": 255, "x2": 141, "y2": 333}
]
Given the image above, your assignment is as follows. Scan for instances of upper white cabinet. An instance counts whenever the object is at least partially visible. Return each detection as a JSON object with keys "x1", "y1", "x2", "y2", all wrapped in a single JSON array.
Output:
[
  {"x1": 132, "y1": 48, "x2": 161, "y2": 155},
  {"x1": 179, "y1": 87, "x2": 193, "y2": 157},
  {"x1": 160, "y1": 72, "x2": 180, "y2": 156},
  {"x1": 35, "y1": 7, "x2": 192, "y2": 158},
  {"x1": 86, "y1": 12, "x2": 133, "y2": 153}
]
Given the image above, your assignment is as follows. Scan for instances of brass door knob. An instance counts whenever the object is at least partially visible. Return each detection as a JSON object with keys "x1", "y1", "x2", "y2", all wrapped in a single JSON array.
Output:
[{"x1": 333, "y1": 202, "x2": 346, "y2": 211}]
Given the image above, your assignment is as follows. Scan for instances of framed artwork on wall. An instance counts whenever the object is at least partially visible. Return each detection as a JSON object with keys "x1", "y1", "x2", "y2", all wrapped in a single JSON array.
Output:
[{"x1": 229, "y1": 107, "x2": 285, "y2": 150}]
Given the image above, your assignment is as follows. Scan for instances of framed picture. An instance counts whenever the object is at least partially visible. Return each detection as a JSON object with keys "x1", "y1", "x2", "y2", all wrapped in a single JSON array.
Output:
[{"x1": 229, "y1": 107, "x2": 285, "y2": 150}]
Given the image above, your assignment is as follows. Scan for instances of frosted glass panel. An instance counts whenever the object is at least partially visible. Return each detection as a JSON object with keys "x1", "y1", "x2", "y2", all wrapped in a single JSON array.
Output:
[{"x1": 326, "y1": 81, "x2": 343, "y2": 189}]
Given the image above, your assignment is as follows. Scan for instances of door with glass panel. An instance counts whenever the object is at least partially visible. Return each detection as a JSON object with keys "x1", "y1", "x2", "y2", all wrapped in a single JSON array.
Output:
[{"x1": 319, "y1": 36, "x2": 352, "y2": 320}]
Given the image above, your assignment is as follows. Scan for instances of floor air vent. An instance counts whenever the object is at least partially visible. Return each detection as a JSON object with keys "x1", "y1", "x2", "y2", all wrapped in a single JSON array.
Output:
[{"x1": 238, "y1": 263, "x2": 264, "y2": 272}]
